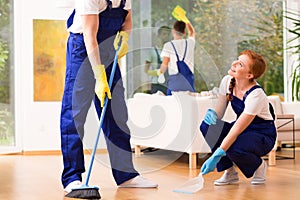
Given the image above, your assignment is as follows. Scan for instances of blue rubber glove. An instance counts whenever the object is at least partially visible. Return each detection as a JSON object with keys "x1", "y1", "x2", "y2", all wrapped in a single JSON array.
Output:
[
  {"x1": 200, "y1": 147, "x2": 226, "y2": 175},
  {"x1": 203, "y1": 109, "x2": 217, "y2": 125}
]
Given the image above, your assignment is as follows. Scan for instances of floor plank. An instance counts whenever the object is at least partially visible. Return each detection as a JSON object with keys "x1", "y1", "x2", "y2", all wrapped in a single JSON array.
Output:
[{"x1": 0, "y1": 149, "x2": 299, "y2": 200}]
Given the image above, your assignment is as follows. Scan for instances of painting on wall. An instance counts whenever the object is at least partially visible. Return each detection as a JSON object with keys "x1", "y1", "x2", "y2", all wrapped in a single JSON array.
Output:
[{"x1": 33, "y1": 19, "x2": 68, "y2": 101}]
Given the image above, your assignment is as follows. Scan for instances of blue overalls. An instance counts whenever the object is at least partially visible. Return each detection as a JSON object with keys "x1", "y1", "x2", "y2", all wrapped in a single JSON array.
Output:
[
  {"x1": 200, "y1": 85, "x2": 276, "y2": 178},
  {"x1": 60, "y1": 0, "x2": 139, "y2": 188},
  {"x1": 167, "y1": 40, "x2": 195, "y2": 95}
]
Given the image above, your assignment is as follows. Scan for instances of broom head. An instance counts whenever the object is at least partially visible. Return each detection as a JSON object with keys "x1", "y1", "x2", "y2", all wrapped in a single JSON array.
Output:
[{"x1": 65, "y1": 186, "x2": 101, "y2": 199}]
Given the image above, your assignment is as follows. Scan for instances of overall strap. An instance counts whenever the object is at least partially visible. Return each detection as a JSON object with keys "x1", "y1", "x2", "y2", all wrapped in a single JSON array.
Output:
[
  {"x1": 243, "y1": 84, "x2": 275, "y2": 119},
  {"x1": 154, "y1": 46, "x2": 162, "y2": 64},
  {"x1": 106, "y1": 0, "x2": 126, "y2": 9},
  {"x1": 170, "y1": 41, "x2": 179, "y2": 61},
  {"x1": 120, "y1": 0, "x2": 126, "y2": 8},
  {"x1": 243, "y1": 85, "x2": 261, "y2": 101},
  {"x1": 106, "y1": 0, "x2": 112, "y2": 10},
  {"x1": 170, "y1": 40, "x2": 188, "y2": 61},
  {"x1": 243, "y1": 85, "x2": 276, "y2": 120},
  {"x1": 66, "y1": 9, "x2": 75, "y2": 29},
  {"x1": 182, "y1": 39, "x2": 188, "y2": 61}
]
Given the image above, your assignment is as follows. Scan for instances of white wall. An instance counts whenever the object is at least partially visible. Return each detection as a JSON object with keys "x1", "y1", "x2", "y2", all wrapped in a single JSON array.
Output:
[
  {"x1": 14, "y1": 0, "x2": 71, "y2": 151},
  {"x1": 13, "y1": 0, "x2": 300, "y2": 151},
  {"x1": 14, "y1": 0, "x2": 89, "y2": 152}
]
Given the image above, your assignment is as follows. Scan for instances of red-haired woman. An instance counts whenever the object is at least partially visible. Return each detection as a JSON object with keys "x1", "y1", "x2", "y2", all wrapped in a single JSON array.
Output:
[{"x1": 200, "y1": 50, "x2": 276, "y2": 185}]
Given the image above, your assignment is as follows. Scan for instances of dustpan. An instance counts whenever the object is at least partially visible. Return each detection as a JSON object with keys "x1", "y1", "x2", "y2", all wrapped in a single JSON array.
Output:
[
  {"x1": 173, "y1": 174, "x2": 204, "y2": 194},
  {"x1": 172, "y1": 5, "x2": 186, "y2": 20}
]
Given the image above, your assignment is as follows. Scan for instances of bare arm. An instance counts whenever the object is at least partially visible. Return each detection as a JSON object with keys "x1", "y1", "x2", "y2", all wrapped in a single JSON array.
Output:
[
  {"x1": 121, "y1": 10, "x2": 132, "y2": 34},
  {"x1": 81, "y1": 14, "x2": 101, "y2": 67},
  {"x1": 214, "y1": 94, "x2": 229, "y2": 119},
  {"x1": 159, "y1": 57, "x2": 169, "y2": 74},
  {"x1": 81, "y1": 9, "x2": 132, "y2": 67},
  {"x1": 186, "y1": 22, "x2": 195, "y2": 38},
  {"x1": 144, "y1": 61, "x2": 151, "y2": 73},
  {"x1": 220, "y1": 113, "x2": 255, "y2": 151}
]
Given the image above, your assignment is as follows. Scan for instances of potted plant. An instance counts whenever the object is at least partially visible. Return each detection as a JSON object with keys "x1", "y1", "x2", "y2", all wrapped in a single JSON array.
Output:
[
  {"x1": 285, "y1": 11, "x2": 300, "y2": 101},
  {"x1": 291, "y1": 64, "x2": 300, "y2": 101}
]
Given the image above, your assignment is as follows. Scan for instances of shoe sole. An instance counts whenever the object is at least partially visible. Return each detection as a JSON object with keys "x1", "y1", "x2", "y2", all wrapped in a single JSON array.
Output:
[
  {"x1": 251, "y1": 180, "x2": 265, "y2": 185},
  {"x1": 214, "y1": 179, "x2": 239, "y2": 186}
]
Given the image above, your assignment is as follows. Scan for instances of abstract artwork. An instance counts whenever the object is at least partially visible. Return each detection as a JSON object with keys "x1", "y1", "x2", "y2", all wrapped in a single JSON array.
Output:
[{"x1": 33, "y1": 19, "x2": 68, "y2": 101}]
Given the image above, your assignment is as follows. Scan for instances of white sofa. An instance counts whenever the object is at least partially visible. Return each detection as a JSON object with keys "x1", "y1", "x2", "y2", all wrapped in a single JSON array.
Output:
[
  {"x1": 268, "y1": 96, "x2": 300, "y2": 144},
  {"x1": 127, "y1": 92, "x2": 217, "y2": 168},
  {"x1": 127, "y1": 93, "x2": 291, "y2": 168}
]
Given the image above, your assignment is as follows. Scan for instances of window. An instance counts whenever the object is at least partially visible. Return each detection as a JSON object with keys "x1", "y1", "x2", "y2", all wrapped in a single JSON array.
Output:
[
  {"x1": 0, "y1": 0, "x2": 14, "y2": 147},
  {"x1": 127, "y1": 0, "x2": 285, "y2": 98}
]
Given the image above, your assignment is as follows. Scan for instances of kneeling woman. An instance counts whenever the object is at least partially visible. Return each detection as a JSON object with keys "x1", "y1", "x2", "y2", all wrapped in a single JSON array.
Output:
[{"x1": 200, "y1": 50, "x2": 276, "y2": 185}]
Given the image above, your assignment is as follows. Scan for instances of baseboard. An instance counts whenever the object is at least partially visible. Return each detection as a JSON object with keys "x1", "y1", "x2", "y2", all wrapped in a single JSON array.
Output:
[{"x1": 16, "y1": 149, "x2": 109, "y2": 156}]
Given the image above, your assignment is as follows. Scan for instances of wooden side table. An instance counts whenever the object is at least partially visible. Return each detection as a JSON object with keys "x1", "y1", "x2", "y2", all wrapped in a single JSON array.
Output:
[{"x1": 276, "y1": 114, "x2": 295, "y2": 159}]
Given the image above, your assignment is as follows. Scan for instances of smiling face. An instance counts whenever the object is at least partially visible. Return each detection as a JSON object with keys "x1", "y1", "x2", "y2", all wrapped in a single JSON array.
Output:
[
  {"x1": 228, "y1": 54, "x2": 254, "y2": 80},
  {"x1": 229, "y1": 50, "x2": 267, "y2": 81}
]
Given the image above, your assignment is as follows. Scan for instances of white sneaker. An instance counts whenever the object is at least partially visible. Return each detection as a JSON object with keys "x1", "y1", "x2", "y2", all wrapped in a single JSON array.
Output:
[
  {"x1": 251, "y1": 160, "x2": 267, "y2": 185},
  {"x1": 118, "y1": 175, "x2": 158, "y2": 188},
  {"x1": 214, "y1": 169, "x2": 239, "y2": 186},
  {"x1": 64, "y1": 180, "x2": 82, "y2": 193}
]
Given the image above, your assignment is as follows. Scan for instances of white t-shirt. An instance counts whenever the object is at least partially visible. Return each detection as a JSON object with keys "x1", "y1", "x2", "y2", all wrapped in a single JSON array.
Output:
[
  {"x1": 160, "y1": 37, "x2": 195, "y2": 75},
  {"x1": 219, "y1": 75, "x2": 273, "y2": 120},
  {"x1": 68, "y1": 0, "x2": 131, "y2": 33}
]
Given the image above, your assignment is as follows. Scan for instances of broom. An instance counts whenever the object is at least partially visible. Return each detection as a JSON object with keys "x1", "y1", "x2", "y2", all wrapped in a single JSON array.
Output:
[{"x1": 65, "y1": 36, "x2": 122, "y2": 199}]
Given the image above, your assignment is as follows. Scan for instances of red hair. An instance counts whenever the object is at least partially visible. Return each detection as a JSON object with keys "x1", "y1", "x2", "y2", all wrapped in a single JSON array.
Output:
[
  {"x1": 226, "y1": 50, "x2": 267, "y2": 101},
  {"x1": 240, "y1": 50, "x2": 267, "y2": 80}
]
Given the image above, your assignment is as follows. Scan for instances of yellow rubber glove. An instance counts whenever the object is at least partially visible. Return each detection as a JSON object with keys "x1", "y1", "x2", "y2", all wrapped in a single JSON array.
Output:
[
  {"x1": 114, "y1": 31, "x2": 129, "y2": 59},
  {"x1": 147, "y1": 69, "x2": 163, "y2": 76},
  {"x1": 92, "y1": 64, "x2": 112, "y2": 107},
  {"x1": 172, "y1": 5, "x2": 189, "y2": 24}
]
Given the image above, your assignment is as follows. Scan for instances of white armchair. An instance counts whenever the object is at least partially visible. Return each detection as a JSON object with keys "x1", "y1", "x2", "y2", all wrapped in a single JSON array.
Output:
[
  {"x1": 127, "y1": 92, "x2": 215, "y2": 168},
  {"x1": 268, "y1": 96, "x2": 300, "y2": 143},
  {"x1": 267, "y1": 95, "x2": 299, "y2": 164}
]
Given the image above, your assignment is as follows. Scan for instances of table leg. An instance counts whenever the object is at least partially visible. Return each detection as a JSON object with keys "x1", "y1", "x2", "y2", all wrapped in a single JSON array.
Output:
[
  {"x1": 189, "y1": 153, "x2": 197, "y2": 169},
  {"x1": 135, "y1": 145, "x2": 141, "y2": 157},
  {"x1": 268, "y1": 149, "x2": 276, "y2": 166}
]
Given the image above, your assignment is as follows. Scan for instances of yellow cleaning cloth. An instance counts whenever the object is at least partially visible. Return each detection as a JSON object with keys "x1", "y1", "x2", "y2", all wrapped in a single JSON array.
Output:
[{"x1": 172, "y1": 5, "x2": 189, "y2": 23}]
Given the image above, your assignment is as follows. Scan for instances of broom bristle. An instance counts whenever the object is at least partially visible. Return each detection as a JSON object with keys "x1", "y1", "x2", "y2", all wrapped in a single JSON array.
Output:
[{"x1": 65, "y1": 187, "x2": 101, "y2": 199}]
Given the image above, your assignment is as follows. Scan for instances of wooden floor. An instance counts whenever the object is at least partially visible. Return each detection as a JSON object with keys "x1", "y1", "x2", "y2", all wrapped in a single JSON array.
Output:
[{"x1": 0, "y1": 148, "x2": 299, "y2": 200}]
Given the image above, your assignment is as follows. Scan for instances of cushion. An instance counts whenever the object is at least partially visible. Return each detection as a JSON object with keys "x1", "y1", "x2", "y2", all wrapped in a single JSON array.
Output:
[{"x1": 267, "y1": 95, "x2": 283, "y2": 115}]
